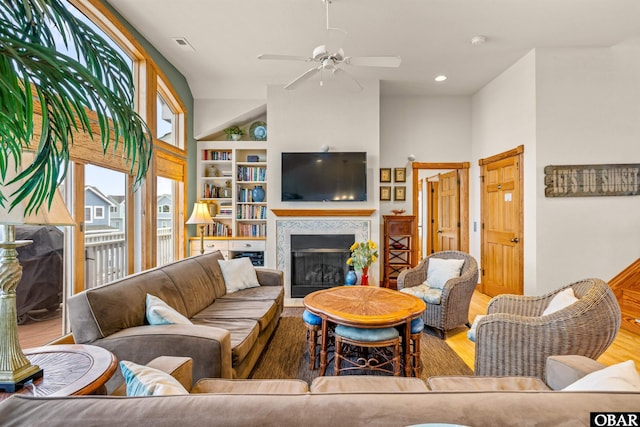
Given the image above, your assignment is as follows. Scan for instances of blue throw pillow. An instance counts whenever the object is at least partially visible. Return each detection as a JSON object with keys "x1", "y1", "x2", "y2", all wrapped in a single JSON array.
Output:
[{"x1": 120, "y1": 360, "x2": 189, "y2": 396}]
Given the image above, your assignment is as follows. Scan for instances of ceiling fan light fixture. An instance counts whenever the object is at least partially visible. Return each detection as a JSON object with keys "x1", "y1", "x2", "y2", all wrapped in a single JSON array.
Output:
[{"x1": 435, "y1": 75, "x2": 447, "y2": 82}]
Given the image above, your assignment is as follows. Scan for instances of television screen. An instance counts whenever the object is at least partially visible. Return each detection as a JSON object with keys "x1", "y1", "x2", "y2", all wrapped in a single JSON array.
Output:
[{"x1": 281, "y1": 152, "x2": 367, "y2": 202}]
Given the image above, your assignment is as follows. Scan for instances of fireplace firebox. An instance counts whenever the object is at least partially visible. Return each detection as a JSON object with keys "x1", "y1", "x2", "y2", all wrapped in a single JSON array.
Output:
[{"x1": 290, "y1": 234, "x2": 354, "y2": 298}]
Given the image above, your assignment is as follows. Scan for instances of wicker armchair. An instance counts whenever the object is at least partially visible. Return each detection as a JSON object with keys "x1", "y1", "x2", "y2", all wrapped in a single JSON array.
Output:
[
  {"x1": 473, "y1": 278, "x2": 621, "y2": 378},
  {"x1": 397, "y1": 251, "x2": 479, "y2": 339}
]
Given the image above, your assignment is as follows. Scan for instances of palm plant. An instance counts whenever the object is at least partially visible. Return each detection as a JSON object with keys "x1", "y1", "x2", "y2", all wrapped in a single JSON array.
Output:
[{"x1": 0, "y1": 0, "x2": 152, "y2": 214}]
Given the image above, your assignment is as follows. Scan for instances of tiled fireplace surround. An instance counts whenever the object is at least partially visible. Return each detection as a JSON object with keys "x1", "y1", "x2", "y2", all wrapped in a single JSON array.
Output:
[{"x1": 276, "y1": 219, "x2": 370, "y2": 300}]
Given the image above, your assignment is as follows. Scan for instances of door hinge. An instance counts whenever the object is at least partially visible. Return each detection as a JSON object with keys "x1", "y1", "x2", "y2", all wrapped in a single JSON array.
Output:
[
  {"x1": 481, "y1": 269, "x2": 485, "y2": 276},
  {"x1": 457, "y1": 222, "x2": 461, "y2": 228}
]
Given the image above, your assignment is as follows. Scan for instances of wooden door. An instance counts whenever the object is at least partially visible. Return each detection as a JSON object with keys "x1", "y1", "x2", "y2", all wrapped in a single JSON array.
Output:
[
  {"x1": 480, "y1": 147, "x2": 524, "y2": 297},
  {"x1": 426, "y1": 179, "x2": 439, "y2": 255},
  {"x1": 437, "y1": 170, "x2": 460, "y2": 251}
]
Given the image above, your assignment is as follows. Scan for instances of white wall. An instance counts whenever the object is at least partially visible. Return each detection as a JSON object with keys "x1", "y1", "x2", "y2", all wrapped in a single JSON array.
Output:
[
  {"x1": 265, "y1": 81, "x2": 382, "y2": 283},
  {"x1": 471, "y1": 50, "x2": 538, "y2": 293},
  {"x1": 380, "y1": 96, "x2": 472, "y2": 215},
  {"x1": 534, "y1": 45, "x2": 640, "y2": 292}
]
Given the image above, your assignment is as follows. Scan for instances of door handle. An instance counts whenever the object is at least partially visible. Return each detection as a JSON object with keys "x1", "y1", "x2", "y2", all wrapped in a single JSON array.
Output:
[
  {"x1": 510, "y1": 237, "x2": 520, "y2": 243},
  {"x1": 437, "y1": 230, "x2": 443, "y2": 234}
]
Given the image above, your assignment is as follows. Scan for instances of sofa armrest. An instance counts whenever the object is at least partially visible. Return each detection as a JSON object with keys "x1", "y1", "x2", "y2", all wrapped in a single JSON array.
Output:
[
  {"x1": 93, "y1": 324, "x2": 232, "y2": 394},
  {"x1": 255, "y1": 268, "x2": 283, "y2": 286},
  {"x1": 545, "y1": 355, "x2": 607, "y2": 390},
  {"x1": 111, "y1": 356, "x2": 194, "y2": 395}
]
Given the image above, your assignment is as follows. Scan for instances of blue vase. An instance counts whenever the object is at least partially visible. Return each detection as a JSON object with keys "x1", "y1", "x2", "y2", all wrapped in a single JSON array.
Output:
[
  {"x1": 345, "y1": 269, "x2": 357, "y2": 286},
  {"x1": 252, "y1": 185, "x2": 265, "y2": 202}
]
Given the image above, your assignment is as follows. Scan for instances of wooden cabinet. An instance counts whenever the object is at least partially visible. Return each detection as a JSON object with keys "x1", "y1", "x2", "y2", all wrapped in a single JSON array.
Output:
[{"x1": 383, "y1": 215, "x2": 417, "y2": 290}]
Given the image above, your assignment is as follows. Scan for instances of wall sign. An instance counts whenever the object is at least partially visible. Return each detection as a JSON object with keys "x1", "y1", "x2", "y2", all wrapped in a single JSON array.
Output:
[{"x1": 544, "y1": 164, "x2": 640, "y2": 197}]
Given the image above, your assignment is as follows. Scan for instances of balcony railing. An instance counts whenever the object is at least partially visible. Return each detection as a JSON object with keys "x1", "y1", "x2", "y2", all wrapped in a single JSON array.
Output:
[{"x1": 84, "y1": 228, "x2": 173, "y2": 288}]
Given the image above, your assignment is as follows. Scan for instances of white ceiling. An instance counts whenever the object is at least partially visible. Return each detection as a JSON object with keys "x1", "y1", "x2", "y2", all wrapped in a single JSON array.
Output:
[{"x1": 106, "y1": 0, "x2": 640, "y2": 99}]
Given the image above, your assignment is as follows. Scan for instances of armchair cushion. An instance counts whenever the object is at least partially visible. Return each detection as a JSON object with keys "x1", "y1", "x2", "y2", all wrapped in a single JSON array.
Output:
[
  {"x1": 562, "y1": 360, "x2": 640, "y2": 392},
  {"x1": 466, "y1": 314, "x2": 486, "y2": 342},
  {"x1": 400, "y1": 284, "x2": 442, "y2": 304},
  {"x1": 426, "y1": 258, "x2": 465, "y2": 289},
  {"x1": 542, "y1": 287, "x2": 578, "y2": 316}
]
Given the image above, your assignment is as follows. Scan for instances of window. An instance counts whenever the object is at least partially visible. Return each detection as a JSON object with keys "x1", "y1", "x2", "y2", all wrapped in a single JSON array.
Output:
[
  {"x1": 85, "y1": 207, "x2": 93, "y2": 223},
  {"x1": 94, "y1": 206, "x2": 105, "y2": 219},
  {"x1": 110, "y1": 206, "x2": 118, "y2": 213}
]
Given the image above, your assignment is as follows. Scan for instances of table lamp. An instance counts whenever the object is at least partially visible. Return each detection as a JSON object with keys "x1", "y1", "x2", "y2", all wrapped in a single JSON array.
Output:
[
  {"x1": 186, "y1": 202, "x2": 213, "y2": 255},
  {"x1": 0, "y1": 152, "x2": 75, "y2": 392}
]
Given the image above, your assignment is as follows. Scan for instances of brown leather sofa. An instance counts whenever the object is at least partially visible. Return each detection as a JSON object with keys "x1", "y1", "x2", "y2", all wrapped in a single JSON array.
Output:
[{"x1": 67, "y1": 251, "x2": 283, "y2": 392}]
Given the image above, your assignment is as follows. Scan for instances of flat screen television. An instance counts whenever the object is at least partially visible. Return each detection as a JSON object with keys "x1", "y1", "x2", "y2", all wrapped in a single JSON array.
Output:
[{"x1": 281, "y1": 152, "x2": 367, "y2": 202}]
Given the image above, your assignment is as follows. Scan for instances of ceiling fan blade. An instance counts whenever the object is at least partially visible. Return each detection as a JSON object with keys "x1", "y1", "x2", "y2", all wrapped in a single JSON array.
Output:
[
  {"x1": 344, "y1": 56, "x2": 402, "y2": 68},
  {"x1": 258, "y1": 54, "x2": 312, "y2": 62},
  {"x1": 333, "y1": 67, "x2": 363, "y2": 92},
  {"x1": 284, "y1": 66, "x2": 322, "y2": 90}
]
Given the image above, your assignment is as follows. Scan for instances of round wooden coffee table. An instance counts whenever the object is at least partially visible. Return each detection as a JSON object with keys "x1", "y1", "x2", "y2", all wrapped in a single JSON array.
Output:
[
  {"x1": 304, "y1": 286, "x2": 425, "y2": 376},
  {"x1": 0, "y1": 344, "x2": 117, "y2": 402}
]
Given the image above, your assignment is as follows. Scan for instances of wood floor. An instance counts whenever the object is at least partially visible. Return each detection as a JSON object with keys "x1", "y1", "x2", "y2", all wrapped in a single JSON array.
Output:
[{"x1": 17, "y1": 291, "x2": 640, "y2": 372}]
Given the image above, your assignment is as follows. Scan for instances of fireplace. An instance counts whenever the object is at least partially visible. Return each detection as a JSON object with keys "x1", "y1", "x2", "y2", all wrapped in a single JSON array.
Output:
[
  {"x1": 276, "y1": 219, "x2": 370, "y2": 299},
  {"x1": 290, "y1": 234, "x2": 354, "y2": 298}
]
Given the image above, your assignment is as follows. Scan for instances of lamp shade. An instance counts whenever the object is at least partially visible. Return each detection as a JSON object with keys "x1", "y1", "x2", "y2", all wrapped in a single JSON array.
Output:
[
  {"x1": 0, "y1": 152, "x2": 75, "y2": 226},
  {"x1": 186, "y1": 202, "x2": 213, "y2": 225}
]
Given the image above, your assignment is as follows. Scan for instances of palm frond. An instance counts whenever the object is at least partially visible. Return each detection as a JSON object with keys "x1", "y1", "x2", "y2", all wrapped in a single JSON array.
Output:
[{"x1": 0, "y1": 0, "x2": 153, "y2": 214}]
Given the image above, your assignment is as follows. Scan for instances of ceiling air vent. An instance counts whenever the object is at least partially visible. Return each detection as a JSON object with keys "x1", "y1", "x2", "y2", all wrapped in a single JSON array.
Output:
[{"x1": 172, "y1": 37, "x2": 195, "y2": 52}]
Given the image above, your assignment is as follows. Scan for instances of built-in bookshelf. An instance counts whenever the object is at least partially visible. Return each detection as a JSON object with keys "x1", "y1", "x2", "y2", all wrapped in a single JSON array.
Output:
[{"x1": 196, "y1": 141, "x2": 268, "y2": 241}]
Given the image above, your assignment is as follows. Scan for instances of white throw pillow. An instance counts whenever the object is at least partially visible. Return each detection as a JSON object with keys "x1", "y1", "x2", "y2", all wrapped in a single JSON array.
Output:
[
  {"x1": 146, "y1": 294, "x2": 192, "y2": 325},
  {"x1": 467, "y1": 314, "x2": 486, "y2": 342},
  {"x1": 426, "y1": 258, "x2": 465, "y2": 290},
  {"x1": 542, "y1": 287, "x2": 579, "y2": 316},
  {"x1": 218, "y1": 257, "x2": 261, "y2": 294},
  {"x1": 120, "y1": 360, "x2": 189, "y2": 396},
  {"x1": 562, "y1": 360, "x2": 640, "y2": 391}
]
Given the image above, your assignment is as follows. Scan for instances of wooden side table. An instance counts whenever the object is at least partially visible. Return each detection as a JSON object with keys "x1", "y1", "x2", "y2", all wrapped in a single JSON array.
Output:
[{"x1": 0, "y1": 344, "x2": 117, "y2": 402}]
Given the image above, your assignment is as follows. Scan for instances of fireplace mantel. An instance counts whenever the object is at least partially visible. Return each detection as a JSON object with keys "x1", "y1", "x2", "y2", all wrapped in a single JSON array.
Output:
[{"x1": 271, "y1": 209, "x2": 376, "y2": 217}]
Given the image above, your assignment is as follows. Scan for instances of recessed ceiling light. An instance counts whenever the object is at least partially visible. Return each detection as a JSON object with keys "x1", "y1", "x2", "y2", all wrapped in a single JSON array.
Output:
[
  {"x1": 471, "y1": 35, "x2": 487, "y2": 46},
  {"x1": 434, "y1": 75, "x2": 447, "y2": 82}
]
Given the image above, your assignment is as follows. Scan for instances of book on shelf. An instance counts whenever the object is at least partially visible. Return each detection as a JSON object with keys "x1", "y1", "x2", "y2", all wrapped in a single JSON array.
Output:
[
  {"x1": 237, "y1": 166, "x2": 266, "y2": 182},
  {"x1": 202, "y1": 150, "x2": 232, "y2": 161},
  {"x1": 204, "y1": 221, "x2": 230, "y2": 237},
  {"x1": 238, "y1": 222, "x2": 267, "y2": 238}
]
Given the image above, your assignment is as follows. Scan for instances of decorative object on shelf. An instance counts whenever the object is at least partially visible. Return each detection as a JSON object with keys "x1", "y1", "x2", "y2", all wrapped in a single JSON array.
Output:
[
  {"x1": 252, "y1": 185, "x2": 265, "y2": 203},
  {"x1": 346, "y1": 240, "x2": 378, "y2": 286},
  {"x1": 249, "y1": 121, "x2": 267, "y2": 141},
  {"x1": 224, "y1": 125, "x2": 244, "y2": 141},
  {"x1": 186, "y1": 202, "x2": 213, "y2": 255},
  {"x1": 394, "y1": 167, "x2": 406, "y2": 182},
  {"x1": 221, "y1": 181, "x2": 233, "y2": 198},
  {"x1": 345, "y1": 266, "x2": 357, "y2": 286},
  {"x1": 394, "y1": 186, "x2": 406, "y2": 201},
  {"x1": 380, "y1": 168, "x2": 391, "y2": 183},
  {"x1": 205, "y1": 164, "x2": 219, "y2": 177},
  {"x1": 0, "y1": 153, "x2": 75, "y2": 392},
  {"x1": 392, "y1": 209, "x2": 406, "y2": 215}
]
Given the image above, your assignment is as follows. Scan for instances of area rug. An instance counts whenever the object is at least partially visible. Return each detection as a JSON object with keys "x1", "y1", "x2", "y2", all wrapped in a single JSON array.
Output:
[{"x1": 249, "y1": 313, "x2": 473, "y2": 384}]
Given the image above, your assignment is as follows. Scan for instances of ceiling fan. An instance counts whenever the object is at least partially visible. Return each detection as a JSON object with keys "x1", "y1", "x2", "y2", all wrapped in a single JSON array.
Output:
[{"x1": 257, "y1": 0, "x2": 401, "y2": 91}]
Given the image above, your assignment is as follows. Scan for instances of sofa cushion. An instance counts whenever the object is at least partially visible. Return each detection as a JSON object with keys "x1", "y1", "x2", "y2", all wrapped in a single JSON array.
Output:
[
  {"x1": 311, "y1": 376, "x2": 428, "y2": 393},
  {"x1": 194, "y1": 299, "x2": 278, "y2": 332},
  {"x1": 545, "y1": 355, "x2": 608, "y2": 390},
  {"x1": 562, "y1": 360, "x2": 640, "y2": 391},
  {"x1": 146, "y1": 294, "x2": 192, "y2": 325},
  {"x1": 192, "y1": 379, "x2": 308, "y2": 394},
  {"x1": 191, "y1": 251, "x2": 228, "y2": 299},
  {"x1": 218, "y1": 257, "x2": 261, "y2": 294},
  {"x1": 120, "y1": 360, "x2": 189, "y2": 396},
  {"x1": 426, "y1": 258, "x2": 465, "y2": 289},
  {"x1": 218, "y1": 285, "x2": 283, "y2": 302},
  {"x1": 161, "y1": 256, "x2": 220, "y2": 316},
  {"x1": 427, "y1": 376, "x2": 549, "y2": 391},
  {"x1": 191, "y1": 317, "x2": 259, "y2": 365}
]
